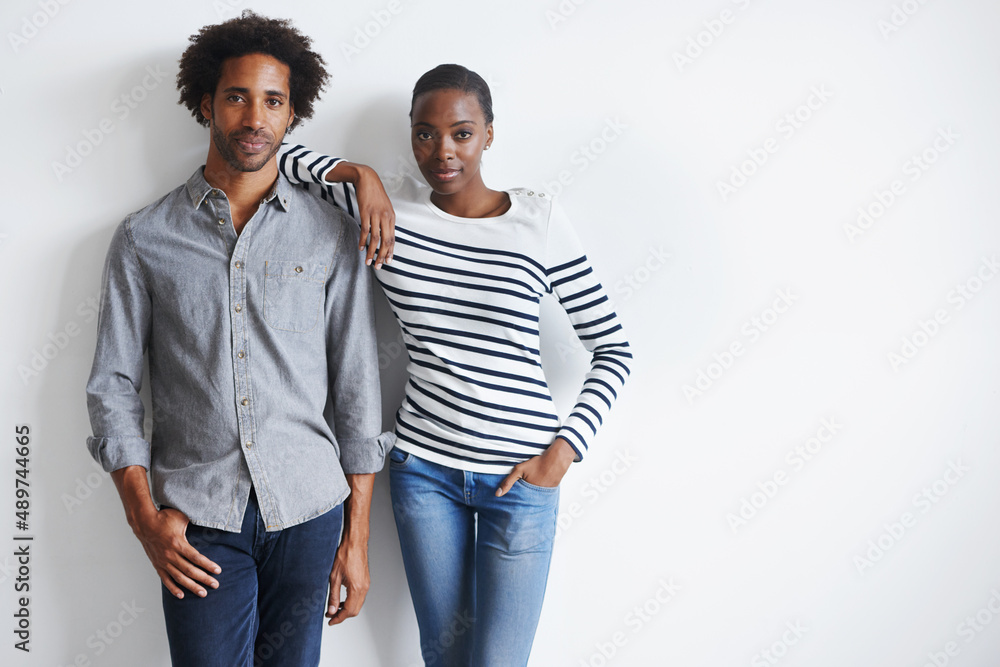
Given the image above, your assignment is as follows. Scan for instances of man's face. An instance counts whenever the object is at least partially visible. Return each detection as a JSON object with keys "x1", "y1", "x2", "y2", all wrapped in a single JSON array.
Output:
[{"x1": 200, "y1": 53, "x2": 294, "y2": 173}]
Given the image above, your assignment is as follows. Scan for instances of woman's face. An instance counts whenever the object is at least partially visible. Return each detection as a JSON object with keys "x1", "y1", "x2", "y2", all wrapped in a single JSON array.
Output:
[{"x1": 410, "y1": 88, "x2": 493, "y2": 196}]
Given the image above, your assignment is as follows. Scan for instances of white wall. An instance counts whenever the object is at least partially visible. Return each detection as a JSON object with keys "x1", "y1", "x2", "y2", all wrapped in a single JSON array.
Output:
[{"x1": 3, "y1": 0, "x2": 1000, "y2": 665}]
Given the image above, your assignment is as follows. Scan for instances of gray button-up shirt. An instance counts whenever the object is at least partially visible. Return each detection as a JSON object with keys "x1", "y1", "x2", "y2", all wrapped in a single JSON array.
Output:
[{"x1": 86, "y1": 167, "x2": 390, "y2": 532}]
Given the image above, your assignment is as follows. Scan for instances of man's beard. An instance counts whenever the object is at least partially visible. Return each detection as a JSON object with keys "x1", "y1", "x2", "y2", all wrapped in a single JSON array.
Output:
[{"x1": 210, "y1": 122, "x2": 282, "y2": 173}]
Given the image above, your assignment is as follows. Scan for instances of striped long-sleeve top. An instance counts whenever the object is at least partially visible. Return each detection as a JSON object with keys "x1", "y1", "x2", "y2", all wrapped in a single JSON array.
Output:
[{"x1": 278, "y1": 144, "x2": 632, "y2": 474}]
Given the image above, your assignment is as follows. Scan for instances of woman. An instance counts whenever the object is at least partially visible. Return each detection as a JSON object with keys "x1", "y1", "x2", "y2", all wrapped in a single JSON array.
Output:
[{"x1": 279, "y1": 64, "x2": 632, "y2": 666}]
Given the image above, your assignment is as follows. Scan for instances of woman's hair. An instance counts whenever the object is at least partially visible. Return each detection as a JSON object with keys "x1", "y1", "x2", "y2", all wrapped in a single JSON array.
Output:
[
  {"x1": 176, "y1": 10, "x2": 329, "y2": 131},
  {"x1": 410, "y1": 64, "x2": 494, "y2": 124}
]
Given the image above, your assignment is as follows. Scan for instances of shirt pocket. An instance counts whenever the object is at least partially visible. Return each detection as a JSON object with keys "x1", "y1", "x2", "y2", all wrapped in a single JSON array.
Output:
[{"x1": 263, "y1": 260, "x2": 327, "y2": 333}]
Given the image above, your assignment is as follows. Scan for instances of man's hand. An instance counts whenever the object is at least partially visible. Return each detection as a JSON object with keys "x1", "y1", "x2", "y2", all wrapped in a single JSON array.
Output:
[
  {"x1": 325, "y1": 161, "x2": 395, "y2": 270},
  {"x1": 496, "y1": 437, "x2": 578, "y2": 496},
  {"x1": 111, "y1": 466, "x2": 221, "y2": 600},
  {"x1": 326, "y1": 536, "x2": 370, "y2": 625},
  {"x1": 326, "y1": 473, "x2": 375, "y2": 625},
  {"x1": 132, "y1": 506, "x2": 222, "y2": 599}
]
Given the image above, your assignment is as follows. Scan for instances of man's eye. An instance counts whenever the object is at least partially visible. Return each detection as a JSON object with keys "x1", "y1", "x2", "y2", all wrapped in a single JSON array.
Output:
[{"x1": 228, "y1": 95, "x2": 243, "y2": 103}]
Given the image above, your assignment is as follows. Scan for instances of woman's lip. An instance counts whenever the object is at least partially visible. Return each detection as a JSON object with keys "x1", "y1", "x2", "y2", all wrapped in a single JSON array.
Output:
[{"x1": 430, "y1": 169, "x2": 460, "y2": 181}]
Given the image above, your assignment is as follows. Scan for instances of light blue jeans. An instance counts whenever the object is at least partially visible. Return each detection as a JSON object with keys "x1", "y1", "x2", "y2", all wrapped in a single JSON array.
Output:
[{"x1": 389, "y1": 448, "x2": 559, "y2": 666}]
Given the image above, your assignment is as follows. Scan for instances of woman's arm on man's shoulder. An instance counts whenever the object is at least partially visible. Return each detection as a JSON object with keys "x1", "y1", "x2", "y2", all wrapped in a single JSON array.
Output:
[{"x1": 277, "y1": 143, "x2": 394, "y2": 269}]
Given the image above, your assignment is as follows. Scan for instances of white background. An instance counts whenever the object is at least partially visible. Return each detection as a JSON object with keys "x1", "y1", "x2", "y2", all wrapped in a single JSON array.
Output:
[{"x1": 2, "y1": 0, "x2": 1000, "y2": 665}]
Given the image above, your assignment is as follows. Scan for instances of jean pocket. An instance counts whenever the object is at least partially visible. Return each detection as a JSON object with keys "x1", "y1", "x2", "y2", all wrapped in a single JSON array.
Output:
[
  {"x1": 515, "y1": 478, "x2": 560, "y2": 493},
  {"x1": 263, "y1": 260, "x2": 327, "y2": 333},
  {"x1": 388, "y1": 447, "x2": 412, "y2": 468}
]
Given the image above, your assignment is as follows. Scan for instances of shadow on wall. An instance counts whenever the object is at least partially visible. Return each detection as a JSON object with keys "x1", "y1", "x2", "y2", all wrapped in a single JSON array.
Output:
[
  {"x1": 322, "y1": 93, "x2": 423, "y2": 667},
  {"x1": 44, "y1": 224, "x2": 171, "y2": 662}
]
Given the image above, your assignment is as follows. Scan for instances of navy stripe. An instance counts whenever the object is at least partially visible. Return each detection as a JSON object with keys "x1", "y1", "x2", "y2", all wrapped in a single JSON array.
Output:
[
  {"x1": 342, "y1": 183, "x2": 355, "y2": 218},
  {"x1": 547, "y1": 255, "x2": 586, "y2": 275},
  {"x1": 559, "y1": 425, "x2": 588, "y2": 451},
  {"x1": 586, "y1": 377, "x2": 618, "y2": 400},
  {"x1": 406, "y1": 345, "x2": 548, "y2": 387},
  {"x1": 577, "y1": 402, "x2": 604, "y2": 424},
  {"x1": 385, "y1": 264, "x2": 539, "y2": 303},
  {"x1": 380, "y1": 277, "x2": 539, "y2": 322},
  {"x1": 407, "y1": 396, "x2": 544, "y2": 447},
  {"x1": 393, "y1": 255, "x2": 542, "y2": 296},
  {"x1": 593, "y1": 354, "x2": 632, "y2": 374},
  {"x1": 559, "y1": 283, "x2": 601, "y2": 305},
  {"x1": 410, "y1": 382, "x2": 557, "y2": 433},
  {"x1": 565, "y1": 295, "x2": 608, "y2": 314},
  {"x1": 551, "y1": 267, "x2": 593, "y2": 289},
  {"x1": 396, "y1": 415, "x2": 529, "y2": 462},
  {"x1": 580, "y1": 324, "x2": 624, "y2": 341},
  {"x1": 400, "y1": 319, "x2": 540, "y2": 356},
  {"x1": 581, "y1": 386, "x2": 612, "y2": 409},
  {"x1": 393, "y1": 235, "x2": 548, "y2": 289},
  {"x1": 307, "y1": 154, "x2": 331, "y2": 175},
  {"x1": 399, "y1": 226, "x2": 547, "y2": 274},
  {"x1": 592, "y1": 363, "x2": 625, "y2": 385},
  {"x1": 414, "y1": 379, "x2": 558, "y2": 421},
  {"x1": 410, "y1": 334, "x2": 542, "y2": 367},
  {"x1": 408, "y1": 358, "x2": 552, "y2": 401},
  {"x1": 568, "y1": 410, "x2": 597, "y2": 434},
  {"x1": 594, "y1": 342, "x2": 632, "y2": 353},
  {"x1": 386, "y1": 297, "x2": 539, "y2": 336},
  {"x1": 574, "y1": 312, "x2": 618, "y2": 329}
]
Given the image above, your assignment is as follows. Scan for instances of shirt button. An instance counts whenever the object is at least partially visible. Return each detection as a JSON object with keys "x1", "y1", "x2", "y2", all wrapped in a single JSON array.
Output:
[
  {"x1": 237, "y1": 350, "x2": 245, "y2": 359},
  {"x1": 212, "y1": 189, "x2": 221, "y2": 196},
  {"x1": 539, "y1": 192, "x2": 546, "y2": 197},
  {"x1": 241, "y1": 397, "x2": 249, "y2": 406},
  {"x1": 234, "y1": 304, "x2": 242, "y2": 313},
  {"x1": 527, "y1": 190, "x2": 534, "y2": 196},
  {"x1": 218, "y1": 218, "x2": 225, "y2": 225},
  {"x1": 245, "y1": 441, "x2": 252, "y2": 449},
  {"x1": 234, "y1": 261, "x2": 242, "y2": 269},
  {"x1": 295, "y1": 266, "x2": 303, "y2": 273}
]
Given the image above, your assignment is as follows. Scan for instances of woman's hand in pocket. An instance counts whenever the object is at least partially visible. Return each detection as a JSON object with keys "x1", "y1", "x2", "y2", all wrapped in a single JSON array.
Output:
[{"x1": 496, "y1": 437, "x2": 577, "y2": 496}]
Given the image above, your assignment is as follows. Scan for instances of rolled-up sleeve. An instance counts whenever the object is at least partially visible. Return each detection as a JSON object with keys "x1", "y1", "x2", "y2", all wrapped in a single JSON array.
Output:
[
  {"x1": 324, "y1": 214, "x2": 392, "y2": 474},
  {"x1": 85, "y1": 216, "x2": 152, "y2": 472}
]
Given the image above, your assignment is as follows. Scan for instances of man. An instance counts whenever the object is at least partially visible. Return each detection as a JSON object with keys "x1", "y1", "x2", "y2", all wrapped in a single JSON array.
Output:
[{"x1": 86, "y1": 12, "x2": 394, "y2": 665}]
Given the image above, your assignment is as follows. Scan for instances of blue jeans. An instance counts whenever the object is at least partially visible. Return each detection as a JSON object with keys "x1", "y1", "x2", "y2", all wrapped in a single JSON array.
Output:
[
  {"x1": 389, "y1": 449, "x2": 559, "y2": 667},
  {"x1": 161, "y1": 490, "x2": 343, "y2": 666}
]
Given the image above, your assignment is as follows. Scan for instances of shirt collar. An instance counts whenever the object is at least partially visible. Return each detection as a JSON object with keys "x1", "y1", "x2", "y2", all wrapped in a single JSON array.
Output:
[{"x1": 185, "y1": 166, "x2": 294, "y2": 213}]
